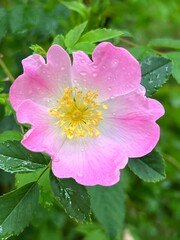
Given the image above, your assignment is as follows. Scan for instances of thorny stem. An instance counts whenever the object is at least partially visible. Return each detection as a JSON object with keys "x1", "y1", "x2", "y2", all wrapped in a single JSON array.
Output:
[{"x1": 0, "y1": 53, "x2": 15, "y2": 82}]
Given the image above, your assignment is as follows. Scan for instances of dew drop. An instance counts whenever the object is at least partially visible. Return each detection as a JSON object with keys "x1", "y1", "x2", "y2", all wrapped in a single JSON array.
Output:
[
  {"x1": 156, "y1": 74, "x2": 160, "y2": 79},
  {"x1": 108, "y1": 87, "x2": 112, "y2": 91},
  {"x1": 77, "y1": 173, "x2": 83, "y2": 177},
  {"x1": 81, "y1": 148, "x2": 85, "y2": 152},
  {"x1": 61, "y1": 66, "x2": 65, "y2": 71},
  {"x1": 93, "y1": 65, "x2": 98, "y2": 69},
  {"x1": 92, "y1": 73, "x2": 97, "y2": 78},
  {"x1": 80, "y1": 72, "x2": 87, "y2": 76},
  {"x1": 112, "y1": 112, "x2": 116, "y2": 116}
]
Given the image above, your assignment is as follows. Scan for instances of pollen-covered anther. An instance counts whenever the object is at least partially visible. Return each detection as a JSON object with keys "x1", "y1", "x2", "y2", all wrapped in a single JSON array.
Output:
[{"x1": 49, "y1": 87, "x2": 107, "y2": 139}]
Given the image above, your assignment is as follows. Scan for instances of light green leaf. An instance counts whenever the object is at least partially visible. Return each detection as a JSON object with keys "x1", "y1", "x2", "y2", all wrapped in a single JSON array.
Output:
[
  {"x1": 50, "y1": 171, "x2": 91, "y2": 223},
  {"x1": 52, "y1": 34, "x2": 65, "y2": 48},
  {"x1": 128, "y1": 150, "x2": 166, "y2": 182},
  {"x1": 0, "y1": 93, "x2": 13, "y2": 115},
  {"x1": 87, "y1": 182, "x2": 125, "y2": 239},
  {"x1": 0, "y1": 182, "x2": 39, "y2": 238},
  {"x1": 61, "y1": 1, "x2": 88, "y2": 19},
  {"x1": 140, "y1": 56, "x2": 172, "y2": 96},
  {"x1": 148, "y1": 38, "x2": 180, "y2": 50},
  {"x1": 65, "y1": 21, "x2": 88, "y2": 48},
  {"x1": 79, "y1": 28, "x2": 130, "y2": 43},
  {"x1": 0, "y1": 130, "x2": 22, "y2": 143},
  {"x1": 165, "y1": 52, "x2": 180, "y2": 83},
  {"x1": 0, "y1": 140, "x2": 49, "y2": 173},
  {"x1": 70, "y1": 42, "x2": 95, "y2": 54},
  {"x1": 29, "y1": 44, "x2": 46, "y2": 57},
  {"x1": 16, "y1": 168, "x2": 54, "y2": 208}
]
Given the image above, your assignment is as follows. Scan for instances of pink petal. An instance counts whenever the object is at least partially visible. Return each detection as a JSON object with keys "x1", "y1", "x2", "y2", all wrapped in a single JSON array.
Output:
[
  {"x1": 99, "y1": 89, "x2": 164, "y2": 157},
  {"x1": 72, "y1": 42, "x2": 141, "y2": 101},
  {"x1": 9, "y1": 45, "x2": 71, "y2": 111},
  {"x1": 16, "y1": 100, "x2": 65, "y2": 154},
  {"x1": 103, "y1": 88, "x2": 165, "y2": 121},
  {"x1": 52, "y1": 136, "x2": 128, "y2": 186}
]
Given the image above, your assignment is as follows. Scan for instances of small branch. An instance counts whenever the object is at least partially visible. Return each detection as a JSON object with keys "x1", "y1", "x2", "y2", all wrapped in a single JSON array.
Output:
[
  {"x1": 120, "y1": 38, "x2": 137, "y2": 47},
  {"x1": 163, "y1": 153, "x2": 180, "y2": 170},
  {"x1": 0, "y1": 54, "x2": 15, "y2": 82}
]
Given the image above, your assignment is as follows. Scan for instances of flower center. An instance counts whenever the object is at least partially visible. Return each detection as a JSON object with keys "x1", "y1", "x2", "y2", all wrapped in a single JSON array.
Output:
[{"x1": 49, "y1": 87, "x2": 107, "y2": 139}]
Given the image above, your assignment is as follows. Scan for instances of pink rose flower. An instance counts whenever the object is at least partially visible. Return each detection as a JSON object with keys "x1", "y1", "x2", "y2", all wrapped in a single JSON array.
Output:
[{"x1": 9, "y1": 42, "x2": 164, "y2": 186}]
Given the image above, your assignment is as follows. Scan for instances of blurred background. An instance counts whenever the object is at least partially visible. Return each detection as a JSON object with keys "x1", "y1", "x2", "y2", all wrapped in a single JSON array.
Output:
[{"x1": 0, "y1": 0, "x2": 180, "y2": 239}]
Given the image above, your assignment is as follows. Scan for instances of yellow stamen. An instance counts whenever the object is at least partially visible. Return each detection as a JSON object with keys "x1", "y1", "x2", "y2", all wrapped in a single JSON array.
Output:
[{"x1": 49, "y1": 87, "x2": 107, "y2": 139}]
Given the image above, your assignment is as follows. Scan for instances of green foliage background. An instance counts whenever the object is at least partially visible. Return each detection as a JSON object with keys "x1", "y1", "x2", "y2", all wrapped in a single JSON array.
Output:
[{"x1": 0, "y1": 0, "x2": 180, "y2": 239}]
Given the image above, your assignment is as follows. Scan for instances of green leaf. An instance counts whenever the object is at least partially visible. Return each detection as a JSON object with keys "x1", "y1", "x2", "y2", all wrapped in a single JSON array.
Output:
[
  {"x1": 9, "y1": 5, "x2": 24, "y2": 33},
  {"x1": 0, "y1": 140, "x2": 49, "y2": 173},
  {"x1": 165, "y1": 52, "x2": 180, "y2": 83},
  {"x1": 140, "y1": 56, "x2": 172, "y2": 96},
  {"x1": 16, "y1": 167, "x2": 54, "y2": 209},
  {"x1": 50, "y1": 171, "x2": 91, "y2": 223},
  {"x1": 129, "y1": 46, "x2": 156, "y2": 60},
  {"x1": 52, "y1": 34, "x2": 65, "y2": 48},
  {"x1": 87, "y1": 183, "x2": 125, "y2": 239},
  {"x1": 0, "y1": 130, "x2": 22, "y2": 142},
  {"x1": 0, "y1": 182, "x2": 39, "y2": 238},
  {"x1": 0, "y1": 93, "x2": 13, "y2": 115},
  {"x1": 64, "y1": 21, "x2": 88, "y2": 49},
  {"x1": 70, "y1": 42, "x2": 95, "y2": 54},
  {"x1": 29, "y1": 44, "x2": 46, "y2": 57},
  {"x1": 0, "y1": 8, "x2": 7, "y2": 39},
  {"x1": 61, "y1": 1, "x2": 88, "y2": 19},
  {"x1": 79, "y1": 28, "x2": 129, "y2": 43},
  {"x1": 128, "y1": 150, "x2": 166, "y2": 182},
  {"x1": 148, "y1": 38, "x2": 180, "y2": 50}
]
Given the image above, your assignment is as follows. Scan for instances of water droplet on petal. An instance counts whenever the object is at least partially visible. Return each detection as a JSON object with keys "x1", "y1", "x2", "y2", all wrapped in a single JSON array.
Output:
[
  {"x1": 61, "y1": 66, "x2": 65, "y2": 71},
  {"x1": 108, "y1": 87, "x2": 112, "y2": 91},
  {"x1": 93, "y1": 65, "x2": 98, "y2": 69},
  {"x1": 92, "y1": 73, "x2": 97, "y2": 78},
  {"x1": 77, "y1": 173, "x2": 83, "y2": 177},
  {"x1": 80, "y1": 72, "x2": 87, "y2": 76},
  {"x1": 81, "y1": 148, "x2": 85, "y2": 152}
]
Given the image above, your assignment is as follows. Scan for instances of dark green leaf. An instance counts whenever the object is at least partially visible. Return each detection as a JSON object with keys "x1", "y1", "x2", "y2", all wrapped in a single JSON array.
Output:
[
  {"x1": 148, "y1": 38, "x2": 180, "y2": 50},
  {"x1": 0, "y1": 130, "x2": 22, "y2": 142},
  {"x1": 0, "y1": 8, "x2": 7, "y2": 39},
  {"x1": 79, "y1": 28, "x2": 129, "y2": 43},
  {"x1": 165, "y1": 52, "x2": 180, "y2": 83},
  {"x1": 141, "y1": 56, "x2": 172, "y2": 96},
  {"x1": 0, "y1": 140, "x2": 49, "y2": 173},
  {"x1": 16, "y1": 168, "x2": 54, "y2": 209},
  {"x1": 128, "y1": 150, "x2": 166, "y2": 182},
  {"x1": 65, "y1": 21, "x2": 88, "y2": 49},
  {"x1": 9, "y1": 5, "x2": 24, "y2": 33},
  {"x1": 50, "y1": 171, "x2": 91, "y2": 223},
  {"x1": 87, "y1": 182, "x2": 125, "y2": 239},
  {"x1": 0, "y1": 182, "x2": 39, "y2": 238}
]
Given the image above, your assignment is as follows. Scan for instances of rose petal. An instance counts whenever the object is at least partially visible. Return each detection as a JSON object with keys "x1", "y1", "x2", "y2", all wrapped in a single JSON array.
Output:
[
  {"x1": 9, "y1": 45, "x2": 71, "y2": 110},
  {"x1": 72, "y1": 42, "x2": 141, "y2": 101},
  {"x1": 103, "y1": 87, "x2": 165, "y2": 121},
  {"x1": 52, "y1": 136, "x2": 128, "y2": 186},
  {"x1": 16, "y1": 100, "x2": 65, "y2": 154}
]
